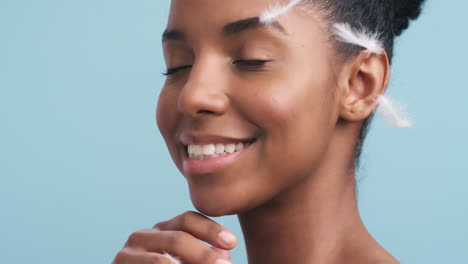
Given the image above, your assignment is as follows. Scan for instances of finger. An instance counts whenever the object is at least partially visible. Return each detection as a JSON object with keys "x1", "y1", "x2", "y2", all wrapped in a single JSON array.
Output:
[
  {"x1": 154, "y1": 211, "x2": 238, "y2": 250},
  {"x1": 113, "y1": 247, "x2": 174, "y2": 264},
  {"x1": 161, "y1": 252, "x2": 183, "y2": 264},
  {"x1": 126, "y1": 229, "x2": 233, "y2": 264},
  {"x1": 211, "y1": 246, "x2": 231, "y2": 259}
]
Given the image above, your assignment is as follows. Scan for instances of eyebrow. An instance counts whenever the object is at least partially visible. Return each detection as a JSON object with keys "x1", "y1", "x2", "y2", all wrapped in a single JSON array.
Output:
[
  {"x1": 222, "y1": 16, "x2": 287, "y2": 36},
  {"x1": 162, "y1": 16, "x2": 287, "y2": 43}
]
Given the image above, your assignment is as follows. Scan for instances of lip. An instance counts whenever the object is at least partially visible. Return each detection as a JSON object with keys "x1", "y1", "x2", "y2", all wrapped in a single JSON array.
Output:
[
  {"x1": 182, "y1": 143, "x2": 253, "y2": 175},
  {"x1": 179, "y1": 133, "x2": 255, "y2": 146}
]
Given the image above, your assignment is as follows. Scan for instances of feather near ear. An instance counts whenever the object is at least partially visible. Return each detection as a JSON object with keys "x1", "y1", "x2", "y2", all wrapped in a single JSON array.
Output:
[
  {"x1": 376, "y1": 95, "x2": 412, "y2": 128},
  {"x1": 260, "y1": 0, "x2": 302, "y2": 24},
  {"x1": 331, "y1": 23, "x2": 384, "y2": 55},
  {"x1": 331, "y1": 22, "x2": 413, "y2": 128}
]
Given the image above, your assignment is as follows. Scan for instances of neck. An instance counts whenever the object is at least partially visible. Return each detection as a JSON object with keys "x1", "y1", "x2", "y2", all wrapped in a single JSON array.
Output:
[{"x1": 237, "y1": 126, "x2": 395, "y2": 264}]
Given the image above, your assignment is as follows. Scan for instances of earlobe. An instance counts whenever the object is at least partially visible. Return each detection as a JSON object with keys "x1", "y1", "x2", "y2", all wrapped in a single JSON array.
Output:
[{"x1": 339, "y1": 51, "x2": 390, "y2": 123}]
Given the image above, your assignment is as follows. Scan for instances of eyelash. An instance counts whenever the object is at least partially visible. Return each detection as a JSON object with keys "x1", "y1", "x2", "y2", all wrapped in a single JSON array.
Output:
[
  {"x1": 233, "y1": 60, "x2": 270, "y2": 71},
  {"x1": 162, "y1": 65, "x2": 192, "y2": 76},
  {"x1": 162, "y1": 60, "x2": 270, "y2": 76}
]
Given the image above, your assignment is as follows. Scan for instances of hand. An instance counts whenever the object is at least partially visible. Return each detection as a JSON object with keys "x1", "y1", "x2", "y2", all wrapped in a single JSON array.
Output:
[{"x1": 113, "y1": 211, "x2": 238, "y2": 264}]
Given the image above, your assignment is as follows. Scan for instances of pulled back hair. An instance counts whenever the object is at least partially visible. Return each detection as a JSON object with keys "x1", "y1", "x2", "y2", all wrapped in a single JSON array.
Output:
[{"x1": 304, "y1": 0, "x2": 426, "y2": 167}]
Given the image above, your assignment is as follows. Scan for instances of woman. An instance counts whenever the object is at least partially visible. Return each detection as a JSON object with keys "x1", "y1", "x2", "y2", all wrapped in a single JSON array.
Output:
[{"x1": 113, "y1": 0, "x2": 425, "y2": 263}]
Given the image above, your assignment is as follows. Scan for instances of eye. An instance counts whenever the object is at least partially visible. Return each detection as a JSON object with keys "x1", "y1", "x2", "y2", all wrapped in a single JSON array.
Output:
[
  {"x1": 233, "y1": 60, "x2": 270, "y2": 71},
  {"x1": 162, "y1": 65, "x2": 192, "y2": 76}
]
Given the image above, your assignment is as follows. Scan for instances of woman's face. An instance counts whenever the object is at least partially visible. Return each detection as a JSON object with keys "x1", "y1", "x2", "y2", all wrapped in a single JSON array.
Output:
[{"x1": 157, "y1": 0, "x2": 342, "y2": 216}]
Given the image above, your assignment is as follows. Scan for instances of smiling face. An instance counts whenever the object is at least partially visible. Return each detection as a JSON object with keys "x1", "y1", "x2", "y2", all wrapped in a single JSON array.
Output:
[{"x1": 157, "y1": 0, "x2": 346, "y2": 216}]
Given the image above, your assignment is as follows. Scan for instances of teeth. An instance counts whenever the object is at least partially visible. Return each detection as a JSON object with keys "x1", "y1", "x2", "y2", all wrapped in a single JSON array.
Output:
[
  {"x1": 187, "y1": 142, "x2": 251, "y2": 160},
  {"x1": 215, "y1": 144, "x2": 225, "y2": 154},
  {"x1": 225, "y1": 144, "x2": 236, "y2": 154},
  {"x1": 202, "y1": 144, "x2": 215, "y2": 155},
  {"x1": 235, "y1": 143, "x2": 244, "y2": 151},
  {"x1": 191, "y1": 145, "x2": 202, "y2": 155}
]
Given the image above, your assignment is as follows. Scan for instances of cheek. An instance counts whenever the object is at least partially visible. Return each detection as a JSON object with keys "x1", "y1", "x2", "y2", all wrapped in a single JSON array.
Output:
[
  {"x1": 157, "y1": 82, "x2": 186, "y2": 135},
  {"x1": 233, "y1": 74, "x2": 336, "y2": 196},
  {"x1": 156, "y1": 86, "x2": 183, "y2": 167},
  {"x1": 156, "y1": 87, "x2": 173, "y2": 137},
  {"x1": 240, "y1": 74, "x2": 334, "y2": 141}
]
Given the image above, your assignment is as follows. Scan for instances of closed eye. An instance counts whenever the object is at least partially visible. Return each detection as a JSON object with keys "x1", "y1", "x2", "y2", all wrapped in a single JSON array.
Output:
[
  {"x1": 163, "y1": 60, "x2": 270, "y2": 76},
  {"x1": 162, "y1": 65, "x2": 192, "y2": 76},
  {"x1": 233, "y1": 60, "x2": 270, "y2": 71}
]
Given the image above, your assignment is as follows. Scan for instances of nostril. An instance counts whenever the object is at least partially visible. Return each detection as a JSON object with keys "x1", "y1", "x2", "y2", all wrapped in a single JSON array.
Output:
[
  {"x1": 197, "y1": 110, "x2": 215, "y2": 115},
  {"x1": 178, "y1": 88, "x2": 229, "y2": 117}
]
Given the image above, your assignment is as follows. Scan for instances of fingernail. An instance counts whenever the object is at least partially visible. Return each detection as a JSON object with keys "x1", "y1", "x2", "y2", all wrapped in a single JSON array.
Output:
[
  {"x1": 218, "y1": 231, "x2": 237, "y2": 246},
  {"x1": 215, "y1": 259, "x2": 232, "y2": 264}
]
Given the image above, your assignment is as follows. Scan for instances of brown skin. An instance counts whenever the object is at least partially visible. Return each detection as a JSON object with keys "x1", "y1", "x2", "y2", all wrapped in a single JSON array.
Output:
[
  {"x1": 113, "y1": 212, "x2": 236, "y2": 263},
  {"x1": 114, "y1": 0, "x2": 398, "y2": 263}
]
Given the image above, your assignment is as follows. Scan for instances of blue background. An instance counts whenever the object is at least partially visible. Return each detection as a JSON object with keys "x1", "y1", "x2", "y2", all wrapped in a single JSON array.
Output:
[{"x1": 1, "y1": 1, "x2": 466, "y2": 263}]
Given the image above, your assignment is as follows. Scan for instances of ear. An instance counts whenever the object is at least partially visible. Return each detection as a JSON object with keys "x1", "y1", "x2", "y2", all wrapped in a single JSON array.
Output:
[{"x1": 339, "y1": 51, "x2": 390, "y2": 122}]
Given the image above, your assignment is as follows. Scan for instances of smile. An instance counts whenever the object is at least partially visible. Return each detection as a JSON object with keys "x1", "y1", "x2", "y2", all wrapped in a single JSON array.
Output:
[
  {"x1": 180, "y1": 135, "x2": 256, "y2": 175},
  {"x1": 186, "y1": 141, "x2": 253, "y2": 160}
]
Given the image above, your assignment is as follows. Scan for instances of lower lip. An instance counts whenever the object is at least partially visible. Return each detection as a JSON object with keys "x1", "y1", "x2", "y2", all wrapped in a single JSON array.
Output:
[{"x1": 182, "y1": 145, "x2": 251, "y2": 175}]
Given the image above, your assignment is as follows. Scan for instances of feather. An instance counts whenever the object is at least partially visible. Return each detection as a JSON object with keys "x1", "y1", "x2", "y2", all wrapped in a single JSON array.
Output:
[
  {"x1": 331, "y1": 23, "x2": 384, "y2": 55},
  {"x1": 331, "y1": 23, "x2": 412, "y2": 128},
  {"x1": 376, "y1": 95, "x2": 412, "y2": 128},
  {"x1": 162, "y1": 252, "x2": 182, "y2": 264},
  {"x1": 260, "y1": 0, "x2": 302, "y2": 24}
]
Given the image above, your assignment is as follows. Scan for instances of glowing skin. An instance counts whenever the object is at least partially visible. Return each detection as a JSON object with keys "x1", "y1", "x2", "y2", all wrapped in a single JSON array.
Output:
[{"x1": 157, "y1": 0, "x2": 397, "y2": 263}]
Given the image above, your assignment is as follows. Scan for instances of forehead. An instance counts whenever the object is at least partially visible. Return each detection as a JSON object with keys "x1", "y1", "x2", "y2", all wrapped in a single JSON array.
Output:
[
  {"x1": 165, "y1": 0, "x2": 335, "y2": 65},
  {"x1": 168, "y1": 0, "x2": 273, "y2": 30},
  {"x1": 169, "y1": 0, "x2": 280, "y2": 19},
  {"x1": 166, "y1": 0, "x2": 326, "y2": 42}
]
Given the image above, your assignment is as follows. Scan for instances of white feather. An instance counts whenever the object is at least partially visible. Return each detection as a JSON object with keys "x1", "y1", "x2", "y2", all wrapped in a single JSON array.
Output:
[
  {"x1": 331, "y1": 23, "x2": 412, "y2": 128},
  {"x1": 260, "y1": 0, "x2": 302, "y2": 24},
  {"x1": 331, "y1": 23, "x2": 384, "y2": 55},
  {"x1": 376, "y1": 95, "x2": 412, "y2": 128},
  {"x1": 162, "y1": 252, "x2": 182, "y2": 264}
]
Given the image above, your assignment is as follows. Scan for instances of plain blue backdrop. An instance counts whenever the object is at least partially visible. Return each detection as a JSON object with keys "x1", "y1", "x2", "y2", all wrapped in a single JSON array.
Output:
[{"x1": 1, "y1": 0, "x2": 466, "y2": 263}]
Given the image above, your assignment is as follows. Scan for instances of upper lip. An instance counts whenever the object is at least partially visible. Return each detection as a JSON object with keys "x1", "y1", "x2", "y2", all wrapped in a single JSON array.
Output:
[{"x1": 179, "y1": 133, "x2": 256, "y2": 146}]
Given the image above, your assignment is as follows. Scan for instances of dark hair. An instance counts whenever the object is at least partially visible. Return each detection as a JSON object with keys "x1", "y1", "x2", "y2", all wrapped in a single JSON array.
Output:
[{"x1": 305, "y1": 0, "x2": 426, "y2": 167}]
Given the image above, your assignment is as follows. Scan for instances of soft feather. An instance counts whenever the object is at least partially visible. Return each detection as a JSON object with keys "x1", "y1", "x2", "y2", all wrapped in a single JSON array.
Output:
[
  {"x1": 331, "y1": 23, "x2": 412, "y2": 128},
  {"x1": 260, "y1": 6, "x2": 412, "y2": 128},
  {"x1": 376, "y1": 95, "x2": 412, "y2": 128},
  {"x1": 331, "y1": 23, "x2": 384, "y2": 55},
  {"x1": 260, "y1": 0, "x2": 302, "y2": 24}
]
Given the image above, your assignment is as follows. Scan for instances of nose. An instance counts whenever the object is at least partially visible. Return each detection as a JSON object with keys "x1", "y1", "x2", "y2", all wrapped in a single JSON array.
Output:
[{"x1": 177, "y1": 60, "x2": 229, "y2": 118}]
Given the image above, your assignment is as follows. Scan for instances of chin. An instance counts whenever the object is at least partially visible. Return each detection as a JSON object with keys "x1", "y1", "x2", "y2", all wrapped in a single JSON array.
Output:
[
  {"x1": 188, "y1": 179, "x2": 281, "y2": 218},
  {"x1": 191, "y1": 198, "x2": 238, "y2": 217},
  {"x1": 188, "y1": 184, "x2": 250, "y2": 217}
]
